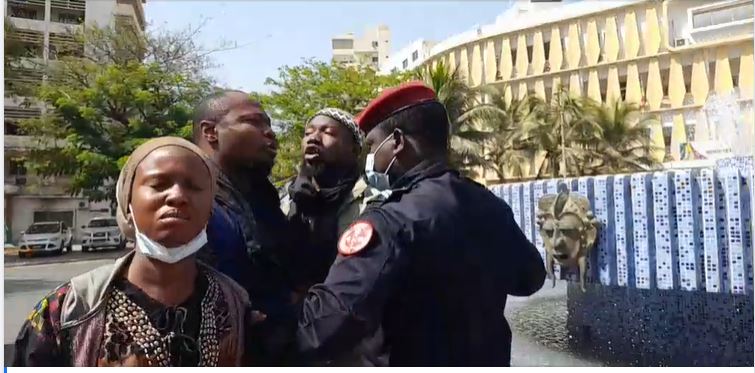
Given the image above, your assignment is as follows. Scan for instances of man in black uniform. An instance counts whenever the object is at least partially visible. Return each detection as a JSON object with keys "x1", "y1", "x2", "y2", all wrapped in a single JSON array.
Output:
[{"x1": 295, "y1": 82, "x2": 546, "y2": 366}]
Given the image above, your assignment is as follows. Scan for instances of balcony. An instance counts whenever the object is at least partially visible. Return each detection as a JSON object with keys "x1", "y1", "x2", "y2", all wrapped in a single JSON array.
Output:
[
  {"x1": 50, "y1": 0, "x2": 86, "y2": 12},
  {"x1": 4, "y1": 175, "x2": 72, "y2": 196},
  {"x1": 8, "y1": 1, "x2": 44, "y2": 20},
  {"x1": 7, "y1": 28, "x2": 44, "y2": 44},
  {"x1": 4, "y1": 67, "x2": 45, "y2": 93},
  {"x1": 9, "y1": 0, "x2": 46, "y2": 6},
  {"x1": 4, "y1": 135, "x2": 37, "y2": 151},
  {"x1": 117, "y1": 0, "x2": 146, "y2": 31},
  {"x1": 51, "y1": 9, "x2": 85, "y2": 25},
  {"x1": 49, "y1": 32, "x2": 84, "y2": 58}
]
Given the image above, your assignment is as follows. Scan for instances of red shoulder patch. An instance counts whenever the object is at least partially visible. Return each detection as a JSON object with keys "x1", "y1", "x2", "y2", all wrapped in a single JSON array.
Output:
[{"x1": 338, "y1": 220, "x2": 374, "y2": 256}]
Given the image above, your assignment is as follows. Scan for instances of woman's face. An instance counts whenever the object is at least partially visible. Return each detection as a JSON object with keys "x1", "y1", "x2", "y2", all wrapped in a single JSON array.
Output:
[{"x1": 130, "y1": 146, "x2": 212, "y2": 248}]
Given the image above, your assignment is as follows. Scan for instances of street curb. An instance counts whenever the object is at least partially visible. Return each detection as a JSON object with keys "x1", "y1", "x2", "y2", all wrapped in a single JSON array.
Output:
[{"x1": 4, "y1": 251, "x2": 126, "y2": 268}]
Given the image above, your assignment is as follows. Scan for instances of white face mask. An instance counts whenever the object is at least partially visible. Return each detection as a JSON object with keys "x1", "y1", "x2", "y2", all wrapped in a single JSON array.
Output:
[
  {"x1": 130, "y1": 204, "x2": 207, "y2": 264},
  {"x1": 365, "y1": 132, "x2": 398, "y2": 191}
]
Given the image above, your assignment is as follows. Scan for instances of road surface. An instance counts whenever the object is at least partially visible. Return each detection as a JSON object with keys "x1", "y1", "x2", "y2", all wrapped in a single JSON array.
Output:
[
  {"x1": 4, "y1": 257, "x2": 601, "y2": 366},
  {"x1": 4, "y1": 258, "x2": 118, "y2": 365}
]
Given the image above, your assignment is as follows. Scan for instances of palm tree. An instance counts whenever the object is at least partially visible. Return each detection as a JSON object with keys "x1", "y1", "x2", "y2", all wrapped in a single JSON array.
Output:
[
  {"x1": 583, "y1": 99, "x2": 661, "y2": 174},
  {"x1": 459, "y1": 88, "x2": 539, "y2": 181},
  {"x1": 415, "y1": 61, "x2": 489, "y2": 176},
  {"x1": 514, "y1": 87, "x2": 597, "y2": 179}
]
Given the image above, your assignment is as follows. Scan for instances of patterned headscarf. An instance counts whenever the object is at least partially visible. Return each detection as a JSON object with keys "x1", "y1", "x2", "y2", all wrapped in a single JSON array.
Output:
[
  {"x1": 308, "y1": 108, "x2": 363, "y2": 152},
  {"x1": 115, "y1": 137, "x2": 217, "y2": 240}
]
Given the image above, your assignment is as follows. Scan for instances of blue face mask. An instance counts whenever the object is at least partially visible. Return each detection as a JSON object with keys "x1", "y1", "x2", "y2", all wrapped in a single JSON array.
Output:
[{"x1": 364, "y1": 132, "x2": 398, "y2": 191}]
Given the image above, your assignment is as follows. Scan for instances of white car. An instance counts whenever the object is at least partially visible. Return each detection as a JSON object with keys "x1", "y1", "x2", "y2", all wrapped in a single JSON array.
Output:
[
  {"x1": 17, "y1": 221, "x2": 73, "y2": 257},
  {"x1": 81, "y1": 217, "x2": 125, "y2": 252}
]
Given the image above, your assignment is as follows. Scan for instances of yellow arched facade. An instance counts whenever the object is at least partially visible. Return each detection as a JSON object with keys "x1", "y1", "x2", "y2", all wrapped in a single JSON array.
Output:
[{"x1": 423, "y1": 0, "x2": 755, "y2": 182}]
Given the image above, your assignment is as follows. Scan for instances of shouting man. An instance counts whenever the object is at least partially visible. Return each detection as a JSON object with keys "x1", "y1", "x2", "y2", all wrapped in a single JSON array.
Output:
[{"x1": 281, "y1": 108, "x2": 376, "y2": 289}]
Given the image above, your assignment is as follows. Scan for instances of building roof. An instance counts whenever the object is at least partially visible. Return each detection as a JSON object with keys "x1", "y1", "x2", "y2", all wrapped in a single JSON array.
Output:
[{"x1": 428, "y1": 0, "x2": 644, "y2": 59}]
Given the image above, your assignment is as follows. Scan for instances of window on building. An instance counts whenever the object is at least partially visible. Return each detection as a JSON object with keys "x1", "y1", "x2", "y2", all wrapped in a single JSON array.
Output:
[
  {"x1": 9, "y1": 5, "x2": 43, "y2": 20},
  {"x1": 372, "y1": 41, "x2": 379, "y2": 48},
  {"x1": 692, "y1": 2, "x2": 754, "y2": 29},
  {"x1": 57, "y1": 12, "x2": 84, "y2": 24},
  {"x1": 412, "y1": 50, "x2": 419, "y2": 61},
  {"x1": 332, "y1": 39, "x2": 354, "y2": 50},
  {"x1": 372, "y1": 56, "x2": 379, "y2": 63},
  {"x1": 5, "y1": 121, "x2": 20, "y2": 136},
  {"x1": 402, "y1": 59, "x2": 409, "y2": 69},
  {"x1": 9, "y1": 159, "x2": 27, "y2": 176},
  {"x1": 333, "y1": 55, "x2": 354, "y2": 64}
]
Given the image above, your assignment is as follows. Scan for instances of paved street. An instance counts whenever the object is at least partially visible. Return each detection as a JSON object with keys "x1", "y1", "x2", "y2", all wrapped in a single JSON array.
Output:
[
  {"x1": 4, "y1": 244, "x2": 128, "y2": 268},
  {"x1": 4, "y1": 258, "x2": 117, "y2": 364},
  {"x1": 507, "y1": 281, "x2": 602, "y2": 367},
  {"x1": 4, "y1": 256, "x2": 600, "y2": 366}
]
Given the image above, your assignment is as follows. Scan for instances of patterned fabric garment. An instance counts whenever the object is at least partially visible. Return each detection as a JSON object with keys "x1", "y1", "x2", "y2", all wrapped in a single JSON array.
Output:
[
  {"x1": 13, "y1": 269, "x2": 233, "y2": 367},
  {"x1": 13, "y1": 284, "x2": 70, "y2": 366},
  {"x1": 98, "y1": 270, "x2": 230, "y2": 367}
]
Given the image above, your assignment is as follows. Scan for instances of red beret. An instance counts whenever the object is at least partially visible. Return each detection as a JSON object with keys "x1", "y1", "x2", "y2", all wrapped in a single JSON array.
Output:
[{"x1": 356, "y1": 81, "x2": 438, "y2": 133}]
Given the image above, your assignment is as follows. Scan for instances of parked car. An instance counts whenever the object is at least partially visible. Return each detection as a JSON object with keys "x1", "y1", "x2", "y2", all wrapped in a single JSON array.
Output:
[
  {"x1": 17, "y1": 221, "x2": 73, "y2": 257},
  {"x1": 81, "y1": 217, "x2": 125, "y2": 252}
]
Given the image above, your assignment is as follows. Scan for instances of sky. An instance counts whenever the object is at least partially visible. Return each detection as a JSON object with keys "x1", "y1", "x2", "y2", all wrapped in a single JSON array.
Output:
[{"x1": 145, "y1": 1, "x2": 514, "y2": 93}]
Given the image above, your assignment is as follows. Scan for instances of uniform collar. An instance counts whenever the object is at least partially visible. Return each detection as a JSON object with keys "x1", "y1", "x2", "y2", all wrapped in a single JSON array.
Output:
[{"x1": 391, "y1": 159, "x2": 453, "y2": 191}]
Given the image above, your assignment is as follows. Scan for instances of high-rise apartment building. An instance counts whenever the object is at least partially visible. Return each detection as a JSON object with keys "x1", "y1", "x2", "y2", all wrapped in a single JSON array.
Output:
[
  {"x1": 4, "y1": 0, "x2": 147, "y2": 242},
  {"x1": 331, "y1": 25, "x2": 391, "y2": 70}
]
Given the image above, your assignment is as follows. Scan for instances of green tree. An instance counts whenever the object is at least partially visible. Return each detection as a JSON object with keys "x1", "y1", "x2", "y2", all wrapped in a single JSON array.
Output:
[
  {"x1": 18, "y1": 23, "x2": 223, "y2": 207},
  {"x1": 253, "y1": 59, "x2": 412, "y2": 184},
  {"x1": 511, "y1": 87, "x2": 596, "y2": 179},
  {"x1": 583, "y1": 99, "x2": 660, "y2": 174},
  {"x1": 479, "y1": 86, "x2": 660, "y2": 180},
  {"x1": 460, "y1": 89, "x2": 539, "y2": 181},
  {"x1": 415, "y1": 60, "x2": 489, "y2": 177}
]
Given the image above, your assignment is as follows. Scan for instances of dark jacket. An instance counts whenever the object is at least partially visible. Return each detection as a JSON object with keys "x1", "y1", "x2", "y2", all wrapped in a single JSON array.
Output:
[
  {"x1": 200, "y1": 169, "x2": 301, "y2": 366},
  {"x1": 296, "y1": 161, "x2": 546, "y2": 366},
  {"x1": 281, "y1": 177, "x2": 379, "y2": 289}
]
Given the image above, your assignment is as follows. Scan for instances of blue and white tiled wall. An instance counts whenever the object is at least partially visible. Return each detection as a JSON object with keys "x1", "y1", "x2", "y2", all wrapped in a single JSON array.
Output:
[{"x1": 489, "y1": 165, "x2": 754, "y2": 295}]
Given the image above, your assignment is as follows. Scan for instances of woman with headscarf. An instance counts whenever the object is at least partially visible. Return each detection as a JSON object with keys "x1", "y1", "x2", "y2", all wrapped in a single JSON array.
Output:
[{"x1": 12, "y1": 137, "x2": 255, "y2": 367}]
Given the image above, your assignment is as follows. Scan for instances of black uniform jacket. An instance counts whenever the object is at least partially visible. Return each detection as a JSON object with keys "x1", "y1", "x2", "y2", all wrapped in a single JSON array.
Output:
[{"x1": 296, "y1": 160, "x2": 546, "y2": 366}]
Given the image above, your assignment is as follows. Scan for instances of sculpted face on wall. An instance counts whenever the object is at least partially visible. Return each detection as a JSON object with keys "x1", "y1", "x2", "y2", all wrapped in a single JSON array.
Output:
[{"x1": 536, "y1": 184, "x2": 599, "y2": 292}]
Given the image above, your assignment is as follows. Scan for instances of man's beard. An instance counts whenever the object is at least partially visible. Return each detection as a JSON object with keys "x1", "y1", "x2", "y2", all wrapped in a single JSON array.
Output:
[
  {"x1": 242, "y1": 158, "x2": 274, "y2": 180},
  {"x1": 301, "y1": 160, "x2": 355, "y2": 189},
  {"x1": 251, "y1": 163, "x2": 273, "y2": 179}
]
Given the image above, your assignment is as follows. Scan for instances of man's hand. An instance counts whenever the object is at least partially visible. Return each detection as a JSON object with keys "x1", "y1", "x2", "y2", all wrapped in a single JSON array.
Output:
[{"x1": 251, "y1": 310, "x2": 267, "y2": 324}]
